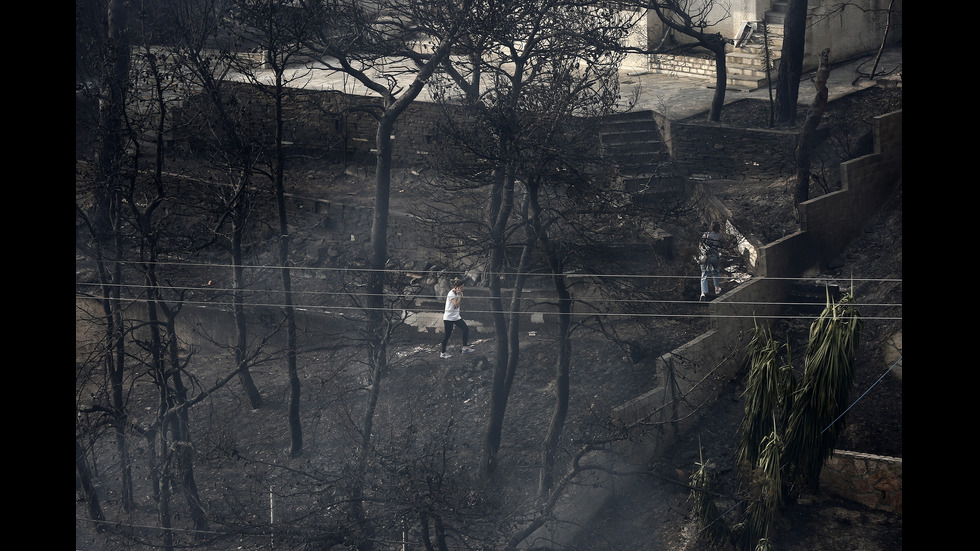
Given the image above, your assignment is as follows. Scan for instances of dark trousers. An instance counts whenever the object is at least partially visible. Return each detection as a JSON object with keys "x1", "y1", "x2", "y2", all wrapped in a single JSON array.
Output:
[{"x1": 441, "y1": 319, "x2": 469, "y2": 352}]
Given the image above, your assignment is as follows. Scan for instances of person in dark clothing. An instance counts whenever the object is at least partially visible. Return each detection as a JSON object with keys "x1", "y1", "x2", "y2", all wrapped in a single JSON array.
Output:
[{"x1": 699, "y1": 222, "x2": 724, "y2": 301}]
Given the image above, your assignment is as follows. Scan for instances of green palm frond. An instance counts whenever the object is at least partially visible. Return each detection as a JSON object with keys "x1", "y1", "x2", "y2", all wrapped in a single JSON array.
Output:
[
  {"x1": 783, "y1": 287, "x2": 862, "y2": 489},
  {"x1": 737, "y1": 422, "x2": 782, "y2": 551},
  {"x1": 689, "y1": 442, "x2": 730, "y2": 547},
  {"x1": 737, "y1": 320, "x2": 794, "y2": 469}
]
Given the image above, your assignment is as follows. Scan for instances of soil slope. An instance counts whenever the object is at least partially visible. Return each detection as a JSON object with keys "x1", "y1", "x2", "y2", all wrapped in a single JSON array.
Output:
[{"x1": 75, "y1": 86, "x2": 901, "y2": 551}]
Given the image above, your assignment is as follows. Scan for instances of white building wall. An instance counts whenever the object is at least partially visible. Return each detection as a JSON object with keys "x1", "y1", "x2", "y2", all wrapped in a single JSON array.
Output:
[
  {"x1": 640, "y1": 0, "x2": 901, "y2": 70},
  {"x1": 802, "y1": 0, "x2": 902, "y2": 68},
  {"x1": 620, "y1": 8, "x2": 653, "y2": 72},
  {"x1": 643, "y1": 0, "x2": 765, "y2": 49},
  {"x1": 730, "y1": 0, "x2": 768, "y2": 36}
]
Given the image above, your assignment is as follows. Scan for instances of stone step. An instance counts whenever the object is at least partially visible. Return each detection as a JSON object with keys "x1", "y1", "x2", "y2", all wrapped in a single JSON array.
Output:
[
  {"x1": 725, "y1": 66, "x2": 774, "y2": 91},
  {"x1": 769, "y1": 1, "x2": 789, "y2": 14},
  {"x1": 602, "y1": 110, "x2": 657, "y2": 123},
  {"x1": 595, "y1": 109, "x2": 682, "y2": 200},
  {"x1": 606, "y1": 150, "x2": 671, "y2": 168},
  {"x1": 600, "y1": 128, "x2": 661, "y2": 144},
  {"x1": 738, "y1": 43, "x2": 783, "y2": 59},
  {"x1": 600, "y1": 133, "x2": 664, "y2": 152},
  {"x1": 600, "y1": 118, "x2": 659, "y2": 134},
  {"x1": 603, "y1": 149, "x2": 667, "y2": 164},
  {"x1": 752, "y1": 22, "x2": 784, "y2": 38},
  {"x1": 726, "y1": 51, "x2": 774, "y2": 70},
  {"x1": 767, "y1": 1, "x2": 789, "y2": 25},
  {"x1": 707, "y1": 77, "x2": 768, "y2": 92},
  {"x1": 601, "y1": 116, "x2": 659, "y2": 129},
  {"x1": 766, "y1": 11, "x2": 787, "y2": 25},
  {"x1": 624, "y1": 173, "x2": 683, "y2": 186},
  {"x1": 728, "y1": 65, "x2": 772, "y2": 80}
]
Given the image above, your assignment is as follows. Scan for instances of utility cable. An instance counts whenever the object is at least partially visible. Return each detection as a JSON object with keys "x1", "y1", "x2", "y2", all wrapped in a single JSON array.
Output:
[
  {"x1": 96, "y1": 258, "x2": 903, "y2": 283},
  {"x1": 79, "y1": 281, "x2": 903, "y2": 309},
  {"x1": 821, "y1": 355, "x2": 903, "y2": 435},
  {"x1": 75, "y1": 293, "x2": 903, "y2": 321}
]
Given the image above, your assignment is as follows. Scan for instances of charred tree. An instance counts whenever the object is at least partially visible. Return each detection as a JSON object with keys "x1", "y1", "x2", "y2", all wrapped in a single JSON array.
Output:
[
  {"x1": 168, "y1": 1, "x2": 266, "y2": 410},
  {"x1": 775, "y1": 0, "x2": 808, "y2": 124},
  {"x1": 635, "y1": 0, "x2": 734, "y2": 122},
  {"x1": 794, "y1": 48, "x2": 830, "y2": 219}
]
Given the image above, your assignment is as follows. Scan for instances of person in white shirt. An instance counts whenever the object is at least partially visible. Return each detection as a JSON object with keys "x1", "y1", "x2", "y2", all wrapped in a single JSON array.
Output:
[{"x1": 440, "y1": 277, "x2": 474, "y2": 358}]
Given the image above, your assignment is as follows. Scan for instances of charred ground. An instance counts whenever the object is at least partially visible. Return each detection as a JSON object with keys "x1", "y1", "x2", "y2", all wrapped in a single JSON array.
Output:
[{"x1": 76, "y1": 86, "x2": 901, "y2": 550}]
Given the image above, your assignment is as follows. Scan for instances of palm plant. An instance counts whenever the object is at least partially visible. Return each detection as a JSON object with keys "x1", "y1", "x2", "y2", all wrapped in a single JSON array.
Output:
[
  {"x1": 781, "y1": 288, "x2": 863, "y2": 493},
  {"x1": 726, "y1": 287, "x2": 862, "y2": 549},
  {"x1": 737, "y1": 320, "x2": 796, "y2": 469},
  {"x1": 736, "y1": 421, "x2": 783, "y2": 551},
  {"x1": 689, "y1": 442, "x2": 730, "y2": 547}
]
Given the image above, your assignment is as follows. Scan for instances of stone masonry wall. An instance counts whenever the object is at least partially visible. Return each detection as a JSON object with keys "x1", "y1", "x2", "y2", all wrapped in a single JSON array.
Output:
[
  {"x1": 794, "y1": 110, "x2": 903, "y2": 272},
  {"x1": 206, "y1": 83, "x2": 598, "y2": 176},
  {"x1": 196, "y1": 87, "x2": 839, "y2": 185},
  {"x1": 820, "y1": 451, "x2": 903, "y2": 515},
  {"x1": 666, "y1": 101, "x2": 804, "y2": 181},
  {"x1": 190, "y1": 83, "x2": 468, "y2": 169}
]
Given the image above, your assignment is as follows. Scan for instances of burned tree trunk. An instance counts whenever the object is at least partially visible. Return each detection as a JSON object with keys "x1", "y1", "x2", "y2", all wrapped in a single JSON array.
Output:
[
  {"x1": 775, "y1": 0, "x2": 808, "y2": 124},
  {"x1": 794, "y1": 48, "x2": 831, "y2": 220}
]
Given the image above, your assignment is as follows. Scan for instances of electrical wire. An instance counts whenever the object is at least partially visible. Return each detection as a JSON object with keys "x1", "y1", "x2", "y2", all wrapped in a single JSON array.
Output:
[
  {"x1": 78, "y1": 256, "x2": 901, "y2": 320},
  {"x1": 75, "y1": 293, "x2": 902, "y2": 321},
  {"x1": 74, "y1": 514, "x2": 252, "y2": 539},
  {"x1": 75, "y1": 270, "x2": 903, "y2": 322},
  {"x1": 82, "y1": 280, "x2": 902, "y2": 306},
  {"x1": 98, "y1": 258, "x2": 903, "y2": 283},
  {"x1": 821, "y1": 355, "x2": 903, "y2": 434}
]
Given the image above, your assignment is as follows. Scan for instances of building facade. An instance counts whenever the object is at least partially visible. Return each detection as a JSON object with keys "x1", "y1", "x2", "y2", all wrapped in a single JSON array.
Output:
[{"x1": 627, "y1": 0, "x2": 902, "y2": 75}]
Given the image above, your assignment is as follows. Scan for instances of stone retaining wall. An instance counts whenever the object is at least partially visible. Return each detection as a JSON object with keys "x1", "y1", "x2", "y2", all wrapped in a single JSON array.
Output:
[
  {"x1": 178, "y1": 84, "x2": 463, "y2": 168},
  {"x1": 795, "y1": 110, "x2": 903, "y2": 270},
  {"x1": 751, "y1": 109, "x2": 903, "y2": 277},
  {"x1": 820, "y1": 451, "x2": 903, "y2": 515},
  {"x1": 183, "y1": 86, "x2": 897, "y2": 193},
  {"x1": 667, "y1": 100, "x2": 805, "y2": 181},
  {"x1": 650, "y1": 53, "x2": 716, "y2": 79}
]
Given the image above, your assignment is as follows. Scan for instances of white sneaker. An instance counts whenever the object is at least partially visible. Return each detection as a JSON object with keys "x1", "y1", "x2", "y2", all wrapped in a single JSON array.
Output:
[
  {"x1": 461, "y1": 346, "x2": 475, "y2": 354},
  {"x1": 699, "y1": 293, "x2": 706, "y2": 302},
  {"x1": 715, "y1": 286, "x2": 722, "y2": 295},
  {"x1": 440, "y1": 352, "x2": 452, "y2": 359}
]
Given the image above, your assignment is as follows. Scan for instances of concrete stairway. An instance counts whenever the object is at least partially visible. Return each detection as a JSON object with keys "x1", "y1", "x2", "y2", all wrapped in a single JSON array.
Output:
[
  {"x1": 649, "y1": 2, "x2": 790, "y2": 91},
  {"x1": 598, "y1": 110, "x2": 684, "y2": 202},
  {"x1": 764, "y1": 0, "x2": 792, "y2": 25},
  {"x1": 724, "y1": 2, "x2": 790, "y2": 91},
  {"x1": 724, "y1": 22, "x2": 783, "y2": 91}
]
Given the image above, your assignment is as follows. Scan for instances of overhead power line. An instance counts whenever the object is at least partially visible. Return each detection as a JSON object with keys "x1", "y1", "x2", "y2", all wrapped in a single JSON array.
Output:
[
  {"x1": 94, "y1": 259, "x2": 903, "y2": 283},
  {"x1": 82, "y1": 281, "x2": 903, "y2": 305},
  {"x1": 75, "y1": 292, "x2": 903, "y2": 321}
]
